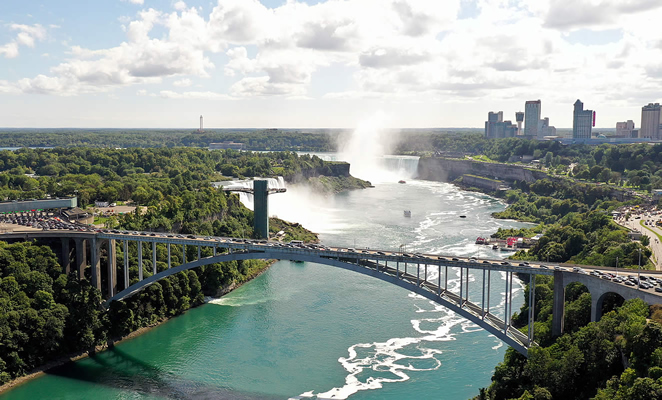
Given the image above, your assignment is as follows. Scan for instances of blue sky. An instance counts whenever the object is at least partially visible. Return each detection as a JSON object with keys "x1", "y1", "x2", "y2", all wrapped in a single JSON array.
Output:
[{"x1": 0, "y1": 0, "x2": 661, "y2": 129}]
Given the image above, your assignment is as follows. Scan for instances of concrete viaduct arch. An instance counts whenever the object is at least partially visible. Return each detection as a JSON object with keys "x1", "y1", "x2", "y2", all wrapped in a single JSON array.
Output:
[{"x1": 552, "y1": 270, "x2": 662, "y2": 336}]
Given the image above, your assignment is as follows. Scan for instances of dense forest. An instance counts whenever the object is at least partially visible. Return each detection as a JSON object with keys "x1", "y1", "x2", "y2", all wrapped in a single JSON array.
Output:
[
  {"x1": 0, "y1": 147, "x2": 351, "y2": 207},
  {"x1": 476, "y1": 299, "x2": 662, "y2": 400},
  {"x1": 451, "y1": 138, "x2": 662, "y2": 398},
  {"x1": 0, "y1": 129, "x2": 337, "y2": 151},
  {"x1": 0, "y1": 147, "x2": 336, "y2": 385}
]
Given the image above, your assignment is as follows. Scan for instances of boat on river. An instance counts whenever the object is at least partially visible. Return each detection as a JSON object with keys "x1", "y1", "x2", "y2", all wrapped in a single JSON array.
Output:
[
  {"x1": 404, "y1": 210, "x2": 411, "y2": 217},
  {"x1": 398, "y1": 180, "x2": 406, "y2": 184}
]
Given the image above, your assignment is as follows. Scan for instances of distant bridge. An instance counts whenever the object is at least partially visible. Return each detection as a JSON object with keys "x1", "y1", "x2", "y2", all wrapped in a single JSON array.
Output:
[{"x1": 2, "y1": 229, "x2": 662, "y2": 357}]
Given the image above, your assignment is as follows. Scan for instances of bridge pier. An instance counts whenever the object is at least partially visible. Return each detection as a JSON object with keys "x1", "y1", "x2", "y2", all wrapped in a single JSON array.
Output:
[
  {"x1": 90, "y1": 238, "x2": 101, "y2": 291},
  {"x1": 108, "y1": 239, "x2": 117, "y2": 297},
  {"x1": 61, "y1": 238, "x2": 71, "y2": 274},
  {"x1": 138, "y1": 241, "x2": 143, "y2": 281},
  {"x1": 152, "y1": 242, "x2": 157, "y2": 274},
  {"x1": 74, "y1": 238, "x2": 86, "y2": 280},
  {"x1": 528, "y1": 274, "x2": 536, "y2": 345},
  {"x1": 123, "y1": 240, "x2": 129, "y2": 289},
  {"x1": 552, "y1": 270, "x2": 565, "y2": 337},
  {"x1": 167, "y1": 243, "x2": 171, "y2": 269}
]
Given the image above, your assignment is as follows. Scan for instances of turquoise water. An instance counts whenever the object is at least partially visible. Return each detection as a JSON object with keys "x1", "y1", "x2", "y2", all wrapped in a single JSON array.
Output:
[{"x1": 3, "y1": 177, "x2": 529, "y2": 400}]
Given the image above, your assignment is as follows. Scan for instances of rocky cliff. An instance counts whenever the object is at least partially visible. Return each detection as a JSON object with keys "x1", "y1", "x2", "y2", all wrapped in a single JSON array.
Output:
[{"x1": 417, "y1": 157, "x2": 547, "y2": 183}]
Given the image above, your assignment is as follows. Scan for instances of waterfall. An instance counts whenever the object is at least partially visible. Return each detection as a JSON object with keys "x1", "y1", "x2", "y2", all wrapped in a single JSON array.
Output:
[{"x1": 212, "y1": 177, "x2": 287, "y2": 211}]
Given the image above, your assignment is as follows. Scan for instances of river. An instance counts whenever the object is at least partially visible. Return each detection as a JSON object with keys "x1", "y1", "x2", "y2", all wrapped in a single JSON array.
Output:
[{"x1": 2, "y1": 156, "x2": 530, "y2": 400}]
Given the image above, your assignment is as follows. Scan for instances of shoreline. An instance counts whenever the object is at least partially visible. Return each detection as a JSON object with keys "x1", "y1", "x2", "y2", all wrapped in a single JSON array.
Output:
[{"x1": 0, "y1": 259, "x2": 277, "y2": 395}]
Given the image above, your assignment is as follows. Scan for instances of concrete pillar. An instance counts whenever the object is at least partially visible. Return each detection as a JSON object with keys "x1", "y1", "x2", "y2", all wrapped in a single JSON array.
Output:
[
  {"x1": 152, "y1": 241, "x2": 157, "y2": 274},
  {"x1": 107, "y1": 239, "x2": 116, "y2": 297},
  {"x1": 61, "y1": 238, "x2": 71, "y2": 274},
  {"x1": 183, "y1": 244, "x2": 186, "y2": 264},
  {"x1": 123, "y1": 240, "x2": 129, "y2": 289},
  {"x1": 197, "y1": 245, "x2": 201, "y2": 261},
  {"x1": 591, "y1": 293, "x2": 602, "y2": 323},
  {"x1": 90, "y1": 238, "x2": 101, "y2": 291},
  {"x1": 138, "y1": 241, "x2": 143, "y2": 281},
  {"x1": 552, "y1": 270, "x2": 565, "y2": 337},
  {"x1": 167, "y1": 243, "x2": 171, "y2": 269},
  {"x1": 74, "y1": 238, "x2": 86, "y2": 280}
]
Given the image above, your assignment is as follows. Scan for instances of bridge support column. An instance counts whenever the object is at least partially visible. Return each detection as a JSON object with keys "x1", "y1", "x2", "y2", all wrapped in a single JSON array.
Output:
[
  {"x1": 466, "y1": 267, "x2": 470, "y2": 304},
  {"x1": 481, "y1": 269, "x2": 486, "y2": 319},
  {"x1": 183, "y1": 244, "x2": 186, "y2": 264},
  {"x1": 445, "y1": 266, "x2": 448, "y2": 291},
  {"x1": 197, "y1": 245, "x2": 201, "y2": 261},
  {"x1": 486, "y1": 269, "x2": 491, "y2": 316},
  {"x1": 138, "y1": 241, "x2": 143, "y2": 281},
  {"x1": 508, "y1": 272, "x2": 514, "y2": 325},
  {"x1": 90, "y1": 238, "x2": 101, "y2": 291},
  {"x1": 438, "y1": 265, "x2": 442, "y2": 295},
  {"x1": 74, "y1": 238, "x2": 86, "y2": 280},
  {"x1": 61, "y1": 238, "x2": 71, "y2": 274},
  {"x1": 107, "y1": 239, "x2": 116, "y2": 297},
  {"x1": 552, "y1": 270, "x2": 565, "y2": 337},
  {"x1": 591, "y1": 294, "x2": 600, "y2": 323},
  {"x1": 167, "y1": 243, "x2": 171, "y2": 269},
  {"x1": 152, "y1": 242, "x2": 157, "y2": 274},
  {"x1": 460, "y1": 267, "x2": 464, "y2": 306},
  {"x1": 123, "y1": 240, "x2": 129, "y2": 289},
  {"x1": 503, "y1": 271, "x2": 510, "y2": 333},
  {"x1": 528, "y1": 274, "x2": 536, "y2": 345},
  {"x1": 213, "y1": 246, "x2": 216, "y2": 256}
]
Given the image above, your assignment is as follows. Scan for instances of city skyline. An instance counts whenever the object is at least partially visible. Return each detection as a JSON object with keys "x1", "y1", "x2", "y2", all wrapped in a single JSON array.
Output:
[{"x1": 1, "y1": 0, "x2": 662, "y2": 128}]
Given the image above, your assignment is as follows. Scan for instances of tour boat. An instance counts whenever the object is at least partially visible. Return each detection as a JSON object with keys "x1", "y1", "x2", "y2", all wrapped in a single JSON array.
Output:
[
  {"x1": 459, "y1": 215, "x2": 467, "y2": 218},
  {"x1": 398, "y1": 180, "x2": 406, "y2": 184},
  {"x1": 404, "y1": 210, "x2": 411, "y2": 218},
  {"x1": 475, "y1": 237, "x2": 486, "y2": 244}
]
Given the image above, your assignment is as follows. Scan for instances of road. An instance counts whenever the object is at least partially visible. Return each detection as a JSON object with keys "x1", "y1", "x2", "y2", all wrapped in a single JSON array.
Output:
[{"x1": 616, "y1": 211, "x2": 662, "y2": 271}]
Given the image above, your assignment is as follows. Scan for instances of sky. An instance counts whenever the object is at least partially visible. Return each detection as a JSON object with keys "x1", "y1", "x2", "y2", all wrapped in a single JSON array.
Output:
[{"x1": 0, "y1": 0, "x2": 661, "y2": 129}]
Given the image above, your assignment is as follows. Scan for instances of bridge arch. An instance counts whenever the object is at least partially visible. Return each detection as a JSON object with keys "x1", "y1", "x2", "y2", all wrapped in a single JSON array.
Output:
[
  {"x1": 105, "y1": 250, "x2": 533, "y2": 356},
  {"x1": 594, "y1": 292, "x2": 626, "y2": 322}
]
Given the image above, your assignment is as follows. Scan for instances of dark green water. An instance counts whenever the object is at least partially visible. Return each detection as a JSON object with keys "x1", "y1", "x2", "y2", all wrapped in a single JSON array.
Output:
[{"x1": 3, "y1": 176, "x2": 529, "y2": 400}]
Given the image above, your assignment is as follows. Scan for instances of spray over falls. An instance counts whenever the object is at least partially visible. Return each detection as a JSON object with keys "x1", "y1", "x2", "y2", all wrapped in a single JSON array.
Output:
[{"x1": 337, "y1": 112, "x2": 418, "y2": 183}]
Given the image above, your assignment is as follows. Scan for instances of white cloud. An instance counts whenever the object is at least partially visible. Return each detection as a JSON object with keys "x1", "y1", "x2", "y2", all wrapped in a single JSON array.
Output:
[
  {"x1": 3, "y1": 0, "x2": 662, "y2": 126},
  {"x1": 0, "y1": 24, "x2": 47, "y2": 58},
  {"x1": 159, "y1": 90, "x2": 232, "y2": 99},
  {"x1": 173, "y1": 78, "x2": 192, "y2": 87},
  {"x1": 122, "y1": 0, "x2": 145, "y2": 5}
]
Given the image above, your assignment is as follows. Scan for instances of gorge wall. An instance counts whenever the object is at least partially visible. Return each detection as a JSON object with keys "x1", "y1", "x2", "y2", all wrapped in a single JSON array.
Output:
[{"x1": 417, "y1": 157, "x2": 547, "y2": 183}]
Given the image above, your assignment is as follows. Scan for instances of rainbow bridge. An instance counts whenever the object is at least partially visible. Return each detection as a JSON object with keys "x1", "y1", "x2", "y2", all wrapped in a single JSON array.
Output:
[{"x1": 2, "y1": 230, "x2": 661, "y2": 357}]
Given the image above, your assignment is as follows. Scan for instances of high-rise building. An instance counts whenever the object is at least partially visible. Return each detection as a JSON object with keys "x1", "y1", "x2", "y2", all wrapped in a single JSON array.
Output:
[
  {"x1": 572, "y1": 100, "x2": 594, "y2": 139},
  {"x1": 484, "y1": 111, "x2": 503, "y2": 138},
  {"x1": 484, "y1": 111, "x2": 518, "y2": 138},
  {"x1": 524, "y1": 100, "x2": 541, "y2": 137},
  {"x1": 640, "y1": 103, "x2": 661, "y2": 139},
  {"x1": 615, "y1": 120, "x2": 635, "y2": 138},
  {"x1": 515, "y1": 112, "x2": 524, "y2": 136},
  {"x1": 199, "y1": 115, "x2": 204, "y2": 133}
]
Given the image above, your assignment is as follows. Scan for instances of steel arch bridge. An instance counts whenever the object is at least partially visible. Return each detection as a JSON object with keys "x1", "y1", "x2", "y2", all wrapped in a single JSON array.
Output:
[{"x1": 3, "y1": 230, "x2": 662, "y2": 357}]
